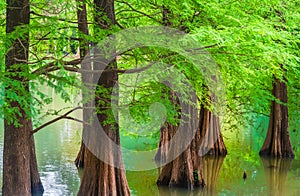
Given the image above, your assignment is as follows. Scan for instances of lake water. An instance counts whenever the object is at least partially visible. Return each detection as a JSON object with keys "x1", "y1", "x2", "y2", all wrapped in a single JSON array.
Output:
[{"x1": 0, "y1": 94, "x2": 299, "y2": 195}]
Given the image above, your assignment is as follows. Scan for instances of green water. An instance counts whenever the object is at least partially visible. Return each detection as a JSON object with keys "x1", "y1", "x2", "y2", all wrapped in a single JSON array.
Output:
[
  {"x1": 0, "y1": 96, "x2": 300, "y2": 195},
  {"x1": 126, "y1": 125, "x2": 300, "y2": 196}
]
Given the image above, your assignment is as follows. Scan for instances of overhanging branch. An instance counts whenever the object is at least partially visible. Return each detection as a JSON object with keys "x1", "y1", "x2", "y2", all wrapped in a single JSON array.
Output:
[{"x1": 32, "y1": 107, "x2": 83, "y2": 134}]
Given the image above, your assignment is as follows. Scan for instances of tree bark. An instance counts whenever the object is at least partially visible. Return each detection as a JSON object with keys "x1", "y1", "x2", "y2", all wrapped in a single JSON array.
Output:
[
  {"x1": 29, "y1": 124, "x2": 44, "y2": 195},
  {"x1": 74, "y1": 0, "x2": 90, "y2": 169},
  {"x1": 3, "y1": 118, "x2": 31, "y2": 195},
  {"x1": 3, "y1": 0, "x2": 43, "y2": 195},
  {"x1": 75, "y1": 141, "x2": 86, "y2": 168},
  {"x1": 77, "y1": 125, "x2": 130, "y2": 195},
  {"x1": 156, "y1": 98, "x2": 205, "y2": 190},
  {"x1": 154, "y1": 123, "x2": 176, "y2": 164},
  {"x1": 77, "y1": 60, "x2": 130, "y2": 195},
  {"x1": 259, "y1": 78, "x2": 294, "y2": 158},
  {"x1": 77, "y1": 0, "x2": 130, "y2": 195},
  {"x1": 156, "y1": 123, "x2": 205, "y2": 190},
  {"x1": 198, "y1": 105, "x2": 227, "y2": 156}
]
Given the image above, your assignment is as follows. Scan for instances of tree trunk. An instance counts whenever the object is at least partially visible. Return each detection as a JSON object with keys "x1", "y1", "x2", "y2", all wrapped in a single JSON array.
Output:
[
  {"x1": 77, "y1": 0, "x2": 130, "y2": 195},
  {"x1": 156, "y1": 99, "x2": 205, "y2": 190},
  {"x1": 77, "y1": 58, "x2": 130, "y2": 196},
  {"x1": 260, "y1": 157, "x2": 292, "y2": 196},
  {"x1": 156, "y1": 123, "x2": 205, "y2": 190},
  {"x1": 3, "y1": 118, "x2": 31, "y2": 195},
  {"x1": 77, "y1": 126, "x2": 130, "y2": 195},
  {"x1": 154, "y1": 123, "x2": 176, "y2": 164},
  {"x1": 3, "y1": 0, "x2": 43, "y2": 195},
  {"x1": 75, "y1": 141, "x2": 86, "y2": 168},
  {"x1": 198, "y1": 105, "x2": 227, "y2": 156},
  {"x1": 29, "y1": 125, "x2": 44, "y2": 195},
  {"x1": 74, "y1": 0, "x2": 90, "y2": 169},
  {"x1": 157, "y1": 148, "x2": 195, "y2": 190},
  {"x1": 259, "y1": 78, "x2": 294, "y2": 158},
  {"x1": 77, "y1": 60, "x2": 130, "y2": 195}
]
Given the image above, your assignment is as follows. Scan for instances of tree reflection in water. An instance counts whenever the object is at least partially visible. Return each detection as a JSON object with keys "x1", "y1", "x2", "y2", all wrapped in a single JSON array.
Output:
[
  {"x1": 260, "y1": 157, "x2": 293, "y2": 196},
  {"x1": 201, "y1": 156, "x2": 225, "y2": 196}
]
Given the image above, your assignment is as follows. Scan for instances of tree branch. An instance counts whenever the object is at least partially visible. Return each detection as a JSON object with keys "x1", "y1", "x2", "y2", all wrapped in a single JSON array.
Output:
[
  {"x1": 32, "y1": 58, "x2": 82, "y2": 75},
  {"x1": 30, "y1": 11, "x2": 94, "y2": 25},
  {"x1": 185, "y1": 43, "x2": 220, "y2": 52},
  {"x1": 32, "y1": 107, "x2": 83, "y2": 134},
  {"x1": 116, "y1": 1, "x2": 162, "y2": 24}
]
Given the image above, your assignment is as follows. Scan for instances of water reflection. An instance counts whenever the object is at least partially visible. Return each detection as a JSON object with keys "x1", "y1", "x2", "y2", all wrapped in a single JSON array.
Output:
[
  {"x1": 260, "y1": 157, "x2": 293, "y2": 196},
  {"x1": 34, "y1": 118, "x2": 81, "y2": 195},
  {"x1": 202, "y1": 156, "x2": 225, "y2": 195},
  {"x1": 0, "y1": 95, "x2": 300, "y2": 195},
  {"x1": 158, "y1": 186, "x2": 203, "y2": 196}
]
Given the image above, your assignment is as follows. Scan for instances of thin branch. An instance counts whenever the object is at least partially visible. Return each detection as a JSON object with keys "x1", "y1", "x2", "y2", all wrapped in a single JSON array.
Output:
[
  {"x1": 115, "y1": 21, "x2": 124, "y2": 29},
  {"x1": 29, "y1": 31, "x2": 51, "y2": 47},
  {"x1": 116, "y1": 1, "x2": 162, "y2": 24},
  {"x1": 30, "y1": 11, "x2": 94, "y2": 25},
  {"x1": 32, "y1": 58, "x2": 82, "y2": 75},
  {"x1": 185, "y1": 43, "x2": 220, "y2": 52},
  {"x1": 14, "y1": 56, "x2": 57, "y2": 64},
  {"x1": 32, "y1": 107, "x2": 83, "y2": 134}
]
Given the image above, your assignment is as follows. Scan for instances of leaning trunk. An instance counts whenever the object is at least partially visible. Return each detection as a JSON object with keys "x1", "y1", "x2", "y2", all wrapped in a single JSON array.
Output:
[{"x1": 259, "y1": 78, "x2": 294, "y2": 158}]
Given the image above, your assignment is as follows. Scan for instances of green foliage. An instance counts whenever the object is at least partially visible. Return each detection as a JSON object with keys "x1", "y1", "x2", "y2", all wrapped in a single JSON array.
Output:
[
  {"x1": 0, "y1": 0, "x2": 299, "y2": 134},
  {"x1": 0, "y1": 0, "x2": 82, "y2": 124},
  {"x1": 112, "y1": 0, "x2": 299, "y2": 133}
]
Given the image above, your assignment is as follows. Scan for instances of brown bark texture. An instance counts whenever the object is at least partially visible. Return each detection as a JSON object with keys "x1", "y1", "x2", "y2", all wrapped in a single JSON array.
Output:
[
  {"x1": 77, "y1": 125, "x2": 130, "y2": 195},
  {"x1": 3, "y1": 0, "x2": 43, "y2": 195},
  {"x1": 75, "y1": 141, "x2": 86, "y2": 168},
  {"x1": 77, "y1": 58, "x2": 130, "y2": 195},
  {"x1": 156, "y1": 123, "x2": 205, "y2": 190},
  {"x1": 77, "y1": 0, "x2": 130, "y2": 195},
  {"x1": 259, "y1": 78, "x2": 294, "y2": 158},
  {"x1": 156, "y1": 100, "x2": 205, "y2": 190},
  {"x1": 198, "y1": 105, "x2": 227, "y2": 156},
  {"x1": 74, "y1": 0, "x2": 90, "y2": 169}
]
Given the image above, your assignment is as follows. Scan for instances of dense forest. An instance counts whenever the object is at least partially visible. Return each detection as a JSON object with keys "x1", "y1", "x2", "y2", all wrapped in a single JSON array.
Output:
[{"x1": 0, "y1": 0, "x2": 299, "y2": 195}]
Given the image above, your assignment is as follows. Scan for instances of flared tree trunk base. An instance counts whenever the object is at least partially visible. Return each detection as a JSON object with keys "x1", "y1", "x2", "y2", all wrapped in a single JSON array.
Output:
[
  {"x1": 75, "y1": 142, "x2": 85, "y2": 168},
  {"x1": 259, "y1": 78, "x2": 294, "y2": 158},
  {"x1": 77, "y1": 148, "x2": 130, "y2": 196},
  {"x1": 30, "y1": 134, "x2": 44, "y2": 196},
  {"x1": 199, "y1": 106, "x2": 227, "y2": 157},
  {"x1": 156, "y1": 123, "x2": 205, "y2": 190},
  {"x1": 3, "y1": 119, "x2": 43, "y2": 196}
]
